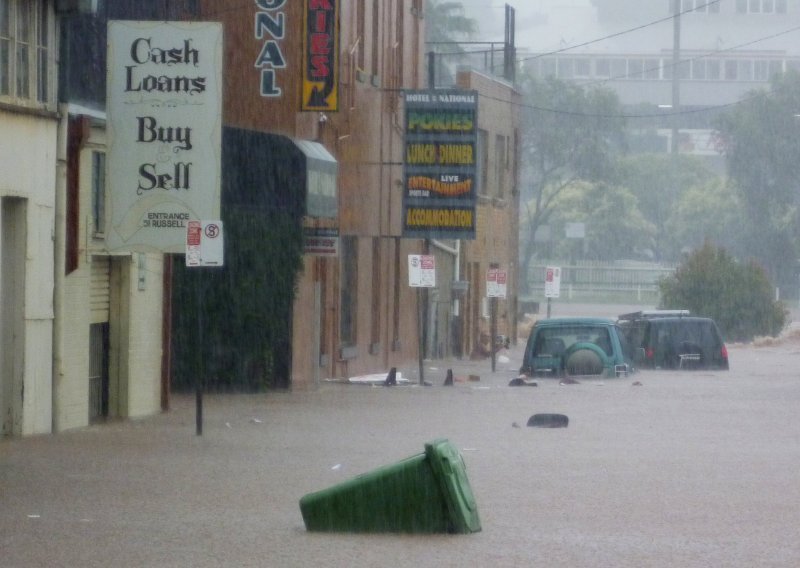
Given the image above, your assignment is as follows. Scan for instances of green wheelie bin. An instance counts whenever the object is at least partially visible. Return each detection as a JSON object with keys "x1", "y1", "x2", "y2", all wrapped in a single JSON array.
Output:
[{"x1": 299, "y1": 438, "x2": 481, "y2": 533}]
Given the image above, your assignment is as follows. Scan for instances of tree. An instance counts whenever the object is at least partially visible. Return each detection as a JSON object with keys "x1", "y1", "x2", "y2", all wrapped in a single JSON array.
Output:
[
  {"x1": 665, "y1": 177, "x2": 743, "y2": 256},
  {"x1": 424, "y1": 1, "x2": 479, "y2": 85},
  {"x1": 540, "y1": 181, "x2": 655, "y2": 261},
  {"x1": 518, "y1": 74, "x2": 626, "y2": 293},
  {"x1": 425, "y1": 1, "x2": 478, "y2": 42},
  {"x1": 615, "y1": 153, "x2": 718, "y2": 261},
  {"x1": 713, "y1": 70, "x2": 800, "y2": 291},
  {"x1": 658, "y1": 242, "x2": 787, "y2": 342}
]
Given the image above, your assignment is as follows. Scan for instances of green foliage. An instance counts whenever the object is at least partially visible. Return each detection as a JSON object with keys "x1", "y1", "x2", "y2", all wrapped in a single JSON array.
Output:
[
  {"x1": 615, "y1": 153, "x2": 720, "y2": 261},
  {"x1": 539, "y1": 181, "x2": 655, "y2": 261},
  {"x1": 424, "y1": 1, "x2": 478, "y2": 43},
  {"x1": 713, "y1": 70, "x2": 800, "y2": 289},
  {"x1": 658, "y1": 243, "x2": 787, "y2": 342},
  {"x1": 665, "y1": 178, "x2": 743, "y2": 255},
  {"x1": 517, "y1": 73, "x2": 626, "y2": 291}
]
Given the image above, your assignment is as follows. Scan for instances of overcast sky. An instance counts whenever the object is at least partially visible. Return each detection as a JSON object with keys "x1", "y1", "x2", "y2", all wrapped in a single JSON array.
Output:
[{"x1": 459, "y1": 0, "x2": 599, "y2": 54}]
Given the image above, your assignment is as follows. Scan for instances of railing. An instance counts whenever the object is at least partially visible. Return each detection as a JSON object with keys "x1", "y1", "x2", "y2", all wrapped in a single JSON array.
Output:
[{"x1": 524, "y1": 260, "x2": 677, "y2": 304}]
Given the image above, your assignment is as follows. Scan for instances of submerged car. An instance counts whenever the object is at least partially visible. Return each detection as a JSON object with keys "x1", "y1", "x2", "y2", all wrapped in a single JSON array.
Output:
[
  {"x1": 520, "y1": 317, "x2": 634, "y2": 378},
  {"x1": 617, "y1": 310, "x2": 729, "y2": 370}
]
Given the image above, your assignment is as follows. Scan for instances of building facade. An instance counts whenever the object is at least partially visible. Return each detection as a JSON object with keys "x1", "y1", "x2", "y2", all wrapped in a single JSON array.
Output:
[
  {"x1": 1, "y1": 0, "x2": 58, "y2": 435},
  {"x1": 522, "y1": 0, "x2": 800, "y2": 156}
]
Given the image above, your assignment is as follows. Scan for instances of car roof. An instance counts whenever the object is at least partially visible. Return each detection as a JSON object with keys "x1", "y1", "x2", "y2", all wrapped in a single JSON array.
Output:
[
  {"x1": 618, "y1": 310, "x2": 690, "y2": 320},
  {"x1": 534, "y1": 317, "x2": 616, "y2": 327}
]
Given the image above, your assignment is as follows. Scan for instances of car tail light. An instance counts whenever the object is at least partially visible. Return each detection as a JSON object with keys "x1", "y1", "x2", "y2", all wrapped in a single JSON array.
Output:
[
  {"x1": 645, "y1": 347, "x2": 654, "y2": 359},
  {"x1": 721, "y1": 344, "x2": 728, "y2": 359}
]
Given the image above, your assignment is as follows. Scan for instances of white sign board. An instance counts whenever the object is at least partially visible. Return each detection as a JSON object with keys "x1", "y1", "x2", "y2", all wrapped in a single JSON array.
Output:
[
  {"x1": 186, "y1": 220, "x2": 224, "y2": 267},
  {"x1": 408, "y1": 255, "x2": 436, "y2": 288},
  {"x1": 544, "y1": 266, "x2": 561, "y2": 298},
  {"x1": 486, "y1": 268, "x2": 507, "y2": 298},
  {"x1": 106, "y1": 21, "x2": 223, "y2": 253},
  {"x1": 565, "y1": 222, "x2": 585, "y2": 239}
]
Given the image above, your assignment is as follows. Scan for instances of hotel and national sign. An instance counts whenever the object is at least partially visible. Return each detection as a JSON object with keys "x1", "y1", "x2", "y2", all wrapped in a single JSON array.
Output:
[{"x1": 402, "y1": 89, "x2": 478, "y2": 239}]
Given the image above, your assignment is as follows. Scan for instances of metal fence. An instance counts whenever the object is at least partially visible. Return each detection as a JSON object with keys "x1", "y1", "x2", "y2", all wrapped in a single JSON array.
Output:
[{"x1": 524, "y1": 260, "x2": 678, "y2": 305}]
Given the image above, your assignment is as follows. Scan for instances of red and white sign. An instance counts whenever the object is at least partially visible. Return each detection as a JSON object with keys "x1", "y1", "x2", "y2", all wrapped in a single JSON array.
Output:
[
  {"x1": 186, "y1": 220, "x2": 224, "y2": 267},
  {"x1": 544, "y1": 266, "x2": 561, "y2": 298},
  {"x1": 408, "y1": 254, "x2": 436, "y2": 288},
  {"x1": 487, "y1": 268, "x2": 507, "y2": 298}
]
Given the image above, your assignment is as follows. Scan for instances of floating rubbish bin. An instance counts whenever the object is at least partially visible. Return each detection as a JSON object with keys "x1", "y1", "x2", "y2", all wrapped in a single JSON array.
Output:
[{"x1": 299, "y1": 438, "x2": 481, "y2": 534}]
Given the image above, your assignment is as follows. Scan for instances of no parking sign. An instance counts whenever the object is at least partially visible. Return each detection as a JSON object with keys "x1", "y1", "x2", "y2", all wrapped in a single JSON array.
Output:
[{"x1": 186, "y1": 220, "x2": 224, "y2": 267}]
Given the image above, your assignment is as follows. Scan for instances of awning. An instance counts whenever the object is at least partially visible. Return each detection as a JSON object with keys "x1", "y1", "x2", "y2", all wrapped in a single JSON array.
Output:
[{"x1": 293, "y1": 139, "x2": 338, "y2": 219}]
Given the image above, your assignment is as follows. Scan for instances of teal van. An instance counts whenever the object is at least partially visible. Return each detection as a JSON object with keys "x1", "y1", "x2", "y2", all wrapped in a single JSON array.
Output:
[{"x1": 520, "y1": 317, "x2": 635, "y2": 378}]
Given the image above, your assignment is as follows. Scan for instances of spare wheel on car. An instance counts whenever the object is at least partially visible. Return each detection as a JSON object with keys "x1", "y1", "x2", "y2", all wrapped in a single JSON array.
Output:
[{"x1": 564, "y1": 342, "x2": 608, "y2": 376}]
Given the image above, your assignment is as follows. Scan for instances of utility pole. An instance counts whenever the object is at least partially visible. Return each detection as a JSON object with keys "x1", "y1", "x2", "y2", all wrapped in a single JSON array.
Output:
[{"x1": 671, "y1": 0, "x2": 681, "y2": 155}]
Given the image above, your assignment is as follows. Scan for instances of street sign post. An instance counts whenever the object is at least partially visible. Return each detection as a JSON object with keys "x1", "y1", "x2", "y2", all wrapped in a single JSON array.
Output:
[
  {"x1": 544, "y1": 266, "x2": 561, "y2": 319},
  {"x1": 186, "y1": 220, "x2": 224, "y2": 436},
  {"x1": 409, "y1": 254, "x2": 436, "y2": 385}
]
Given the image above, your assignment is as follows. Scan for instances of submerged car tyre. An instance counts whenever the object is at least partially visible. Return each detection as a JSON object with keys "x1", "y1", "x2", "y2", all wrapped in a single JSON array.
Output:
[{"x1": 564, "y1": 343, "x2": 607, "y2": 376}]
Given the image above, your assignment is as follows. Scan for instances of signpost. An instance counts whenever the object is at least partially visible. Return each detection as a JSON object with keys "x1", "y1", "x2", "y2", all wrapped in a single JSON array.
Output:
[
  {"x1": 409, "y1": 255, "x2": 436, "y2": 384},
  {"x1": 544, "y1": 266, "x2": 561, "y2": 319},
  {"x1": 486, "y1": 268, "x2": 508, "y2": 372}
]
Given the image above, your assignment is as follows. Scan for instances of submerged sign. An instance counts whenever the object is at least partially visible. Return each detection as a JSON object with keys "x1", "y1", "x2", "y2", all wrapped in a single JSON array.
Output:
[
  {"x1": 402, "y1": 89, "x2": 477, "y2": 239},
  {"x1": 106, "y1": 21, "x2": 223, "y2": 253}
]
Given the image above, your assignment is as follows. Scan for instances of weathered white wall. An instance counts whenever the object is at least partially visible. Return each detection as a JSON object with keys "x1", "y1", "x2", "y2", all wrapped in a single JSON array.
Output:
[
  {"x1": 0, "y1": 111, "x2": 57, "y2": 435},
  {"x1": 53, "y1": 112, "x2": 165, "y2": 432}
]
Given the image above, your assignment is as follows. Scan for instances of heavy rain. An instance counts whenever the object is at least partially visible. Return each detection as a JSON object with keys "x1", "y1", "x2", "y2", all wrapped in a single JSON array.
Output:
[{"x1": 2, "y1": 0, "x2": 800, "y2": 566}]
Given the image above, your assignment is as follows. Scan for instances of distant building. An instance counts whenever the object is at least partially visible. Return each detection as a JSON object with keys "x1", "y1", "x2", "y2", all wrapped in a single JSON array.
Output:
[{"x1": 522, "y1": 0, "x2": 800, "y2": 160}]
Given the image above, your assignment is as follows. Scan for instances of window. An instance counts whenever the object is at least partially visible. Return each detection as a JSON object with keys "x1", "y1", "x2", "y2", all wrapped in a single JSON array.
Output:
[
  {"x1": 724, "y1": 60, "x2": 738, "y2": 80},
  {"x1": 738, "y1": 60, "x2": 753, "y2": 81},
  {"x1": 0, "y1": 0, "x2": 53, "y2": 106},
  {"x1": 574, "y1": 58, "x2": 590, "y2": 77},
  {"x1": 738, "y1": 0, "x2": 786, "y2": 12},
  {"x1": 539, "y1": 57, "x2": 556, "y2": 78},
  {"x1": 706, "y1": 59, "x2": 721, "y2": 80},
  {"x1": 644, "y1": 59, "x2": 660, "y2": 79},
  {"x1": 340, "y1": 236, "x2": 358, "y2": 346},
  {"x1": 478, "y1": 129, "x2": 488, "y2": 196},
  {"x1": 692, "y1": 60, "x2": 706, "y2": 80},
  {"x1": 678, "y1": 0, "x2": 720, "y2": 12},
  {"x1": 595, "y1": 59, "x2": 610, "y2": 78},
  {"x1": 628, "y1": 59, "x2": 644, "y2": 79},
  {"x1": 495, "y1": 134, "x2": 506, "y2": 199},
  {"x1": 754, "y1": 60, "x2": 769, "y2": 81},
  {"x1": 92, "y1": 152, "x2": 106, "y2": 235},
  {"x1": 557, "y1": 58, "x2": 573, "y2": 79},
  {"x1": 611, "y1": 59, "x2": 626, "y2": 79}
]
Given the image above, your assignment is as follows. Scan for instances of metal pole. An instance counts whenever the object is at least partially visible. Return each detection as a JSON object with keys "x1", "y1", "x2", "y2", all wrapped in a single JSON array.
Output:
[
  {"x1": 195, "y1": 279, "x2": 204, "y2": 436},
  {"x1": 547, "y1": 297, "x2": 552, "y2": 319},
  {"x1": 490, "y1": 297, "x2": 497, "y2": 372},
  {"x1": 417, "y1": 287, "x2": 425, "y2": 385},
  {"x1": 671, "y1": 0, "x2": 681, "y2": 155}
]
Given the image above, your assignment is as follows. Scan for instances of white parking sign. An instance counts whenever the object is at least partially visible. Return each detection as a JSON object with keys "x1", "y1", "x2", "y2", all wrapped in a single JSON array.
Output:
[{"x1": 186, "y1": 220, "x2": 224, "y2": 267}]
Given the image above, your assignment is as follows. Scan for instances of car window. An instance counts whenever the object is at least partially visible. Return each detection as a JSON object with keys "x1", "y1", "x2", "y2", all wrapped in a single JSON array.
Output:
[{"x1": 532, "y1": 326, "x2": 612, "y2": 356}]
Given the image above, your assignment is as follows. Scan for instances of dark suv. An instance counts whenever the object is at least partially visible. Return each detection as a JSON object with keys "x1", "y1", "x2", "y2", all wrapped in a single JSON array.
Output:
[
  {"x1": 520, "y1": 317, "x2": 635, "y2": 378},
  {"x1": 617, "y1": 310, "x2": 729, "y2": 370}
]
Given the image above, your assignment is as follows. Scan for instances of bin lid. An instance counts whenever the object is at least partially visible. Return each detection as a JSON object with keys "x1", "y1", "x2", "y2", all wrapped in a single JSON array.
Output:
[{"x1": 425, "y1": 439, "x2": 481, "y2": 533}]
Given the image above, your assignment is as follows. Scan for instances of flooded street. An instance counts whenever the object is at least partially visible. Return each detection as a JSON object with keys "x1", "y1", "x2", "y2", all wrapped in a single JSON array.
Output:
[{"x1": 3, "y1": 308, "x2": 800, "y2": 567}]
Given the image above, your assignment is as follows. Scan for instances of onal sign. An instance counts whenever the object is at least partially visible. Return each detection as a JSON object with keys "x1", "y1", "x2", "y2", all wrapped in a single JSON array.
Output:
[
  {"x1": 106, "y1": 21, "x2": 223, "y2": 253},
  {"x1": 186, "y1": 220, "x2": 224, "y2": 267},
  {"x1": 402, "y1": 89, "x2": 478, "y2": 240},
  {"x1": 544, "y1": 266, "x2": 561, "y2": 298},
  {"x1": 408, "y1": 254, "x2": 436, "y2": 288}
]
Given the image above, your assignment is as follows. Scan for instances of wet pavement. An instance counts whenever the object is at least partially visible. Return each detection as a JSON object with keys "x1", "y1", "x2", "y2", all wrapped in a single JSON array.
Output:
[{"x1": 3, "y1": 304, "x2": 800, "y2": 567}]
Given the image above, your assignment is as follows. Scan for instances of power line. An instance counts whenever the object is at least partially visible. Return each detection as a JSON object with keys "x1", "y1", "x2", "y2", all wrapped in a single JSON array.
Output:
[
  {"x1": 517, "y1": 0, "x2": 722, "y2": 64},
  {"x1": 577, "y1": 24, "x2": 800, "y2": 89}
]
